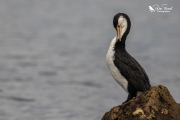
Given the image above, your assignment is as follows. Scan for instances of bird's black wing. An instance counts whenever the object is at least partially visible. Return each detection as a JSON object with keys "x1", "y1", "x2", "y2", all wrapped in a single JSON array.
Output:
[{"x1": 114, "y1": 51, "x2": 151, "y2": 91}]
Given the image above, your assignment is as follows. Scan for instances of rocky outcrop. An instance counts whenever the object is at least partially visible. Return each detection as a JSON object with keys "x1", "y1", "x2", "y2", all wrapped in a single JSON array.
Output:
[{"x1": 102, "y1": 85, "x2": 180, "y2": 120}]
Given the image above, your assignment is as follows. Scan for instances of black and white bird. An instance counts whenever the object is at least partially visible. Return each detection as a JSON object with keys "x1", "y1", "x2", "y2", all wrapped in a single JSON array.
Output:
[{"x1": 106, "y1": 13, "x2": 151, "y2": 103}]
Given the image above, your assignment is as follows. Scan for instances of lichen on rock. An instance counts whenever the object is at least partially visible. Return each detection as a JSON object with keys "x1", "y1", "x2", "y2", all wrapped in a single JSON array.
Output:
[{"x1": 101, "y1": 85, "x2": 180, "y2": 120}]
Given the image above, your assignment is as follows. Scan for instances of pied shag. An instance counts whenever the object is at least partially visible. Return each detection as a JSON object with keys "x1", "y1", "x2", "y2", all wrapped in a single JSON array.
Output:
[{"x1": 106, "y1": 13, "x2": 151, "y2": 103}]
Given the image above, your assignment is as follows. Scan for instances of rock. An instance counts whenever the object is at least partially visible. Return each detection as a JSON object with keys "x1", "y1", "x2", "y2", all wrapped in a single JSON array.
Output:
[{"x1": 101, "y1": 85, "x2": 180, "y2": 120}]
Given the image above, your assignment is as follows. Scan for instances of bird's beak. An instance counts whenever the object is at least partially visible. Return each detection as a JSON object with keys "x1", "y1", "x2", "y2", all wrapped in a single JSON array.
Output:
[{"x1": 116, "y1": 26, "x2": 122, "y2": 41}]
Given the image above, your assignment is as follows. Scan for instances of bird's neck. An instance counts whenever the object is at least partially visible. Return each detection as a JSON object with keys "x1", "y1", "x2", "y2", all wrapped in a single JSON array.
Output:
[{"x1": 115, "y1": 39, "x2": 126, "y2": 51}]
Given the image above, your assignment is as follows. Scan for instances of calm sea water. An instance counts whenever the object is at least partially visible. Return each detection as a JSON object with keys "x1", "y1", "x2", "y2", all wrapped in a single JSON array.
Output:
[{"x1": 0, "y1": 0, "x2": 179, "y2": 120}]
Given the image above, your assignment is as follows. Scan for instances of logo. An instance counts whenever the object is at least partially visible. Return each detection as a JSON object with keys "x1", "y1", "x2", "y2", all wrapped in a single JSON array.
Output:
[{"x1": 149, "y1": 4, "x2": 173, "y2": 13}]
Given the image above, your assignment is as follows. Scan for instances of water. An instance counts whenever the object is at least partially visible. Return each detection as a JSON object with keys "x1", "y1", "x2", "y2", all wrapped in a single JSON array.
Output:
[{"x1": 0, "y1": 0, "x2": 179, "y2": 120}]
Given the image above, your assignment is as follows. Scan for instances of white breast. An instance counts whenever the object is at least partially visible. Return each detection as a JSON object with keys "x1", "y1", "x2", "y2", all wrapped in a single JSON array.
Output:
[{"x1": 106, "y1": 37, "x2": 128, "y2": 93}]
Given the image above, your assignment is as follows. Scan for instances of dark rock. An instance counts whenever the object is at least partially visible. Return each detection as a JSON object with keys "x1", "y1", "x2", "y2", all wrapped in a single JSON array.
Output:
[{"x1": 102, "y1": 85, "x2": 180, "y2": 120}]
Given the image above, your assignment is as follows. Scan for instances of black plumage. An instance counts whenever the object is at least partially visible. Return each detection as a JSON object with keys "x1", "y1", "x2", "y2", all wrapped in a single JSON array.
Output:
[{"x1": 114, "y1": 41, "x2": 151, "y2": 100}]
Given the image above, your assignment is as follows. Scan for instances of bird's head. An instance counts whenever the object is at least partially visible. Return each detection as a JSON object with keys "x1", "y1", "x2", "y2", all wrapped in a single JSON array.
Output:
[{"x1": 113, "y1": 13, "x2": 131, "y2": 42}]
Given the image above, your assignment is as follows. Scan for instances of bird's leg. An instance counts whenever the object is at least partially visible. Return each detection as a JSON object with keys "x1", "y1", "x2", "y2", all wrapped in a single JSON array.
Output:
[
  {"x1": 137, "y1": 91, "x2": 142, "y2": 97},
  {"x1": 123, "y1": 94, "x2": 133, "y2": 103}
]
